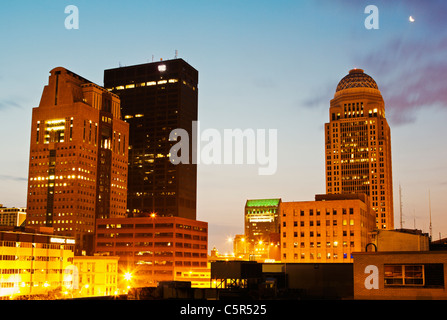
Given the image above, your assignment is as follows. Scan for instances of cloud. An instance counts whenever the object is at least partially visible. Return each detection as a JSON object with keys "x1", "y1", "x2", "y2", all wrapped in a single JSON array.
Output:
[
  {"x1": 301, "y1": 83, "x2": 333, "y2": 110},
  {"x1": 0, "y1": 175, "x2": 27, "y2": 182},
  {"x1": 0, "y1": 99, "x2": 22, "y2": 111},
  {"x1": 360, "y1": 36, "x2": 447, "y2": 126}
]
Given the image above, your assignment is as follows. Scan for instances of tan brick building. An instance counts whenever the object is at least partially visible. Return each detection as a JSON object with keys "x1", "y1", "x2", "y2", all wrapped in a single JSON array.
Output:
[
  {"x1": 0, "y1": 227, "x2": 75, "y2": 299},
  {"x1": 72, "y1": 255, "x2": 119, "y2": 297},
  {"x1": 280, "y1": 194, "x2": 375, "y2": 263},
  {"x1": 26, "y1": 67, "x2": 129, "y2": 254},
  {"x1": 353, "y1": 251, "x2": 447, "y2": 300}
]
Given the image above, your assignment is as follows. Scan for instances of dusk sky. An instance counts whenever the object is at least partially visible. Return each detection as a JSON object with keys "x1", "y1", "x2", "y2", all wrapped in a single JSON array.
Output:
[{"x1": 1, "y1": 0, "x2": 446, "y2": 253}]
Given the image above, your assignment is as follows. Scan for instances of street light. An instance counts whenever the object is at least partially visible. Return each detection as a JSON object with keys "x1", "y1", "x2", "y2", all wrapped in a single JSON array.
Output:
[{"x1": 124, "y1": 272, "x2": 132, "y2": 281}]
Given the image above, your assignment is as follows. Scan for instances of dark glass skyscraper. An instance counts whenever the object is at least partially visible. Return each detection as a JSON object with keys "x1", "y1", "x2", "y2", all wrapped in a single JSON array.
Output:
[{"x1": 104, "y1": 59, "x2": 198, "y2": 220}]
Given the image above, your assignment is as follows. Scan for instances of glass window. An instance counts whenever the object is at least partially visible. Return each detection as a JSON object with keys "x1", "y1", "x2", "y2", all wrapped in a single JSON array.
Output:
[{"x1": 384, "y1": 265, "x2": 424, "y2": 286}]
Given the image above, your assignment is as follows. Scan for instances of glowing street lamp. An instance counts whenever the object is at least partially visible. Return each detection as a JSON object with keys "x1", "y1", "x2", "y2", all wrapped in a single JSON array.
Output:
[{"x1": 124, "y1": 272, "x2": 132, "y2": 281}]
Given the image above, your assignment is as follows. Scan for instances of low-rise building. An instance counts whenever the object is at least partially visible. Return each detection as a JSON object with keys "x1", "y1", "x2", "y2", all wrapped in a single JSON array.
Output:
[
  {"x1": 367, "y1": 228, "x2": 430, "y2": 252},
  {"x1": 0, "y1": 226, "x2": 75, "y2": 299},
  {"x1": 94, "y1": 215, "x2": 209, "y2": 289},
  {"x1": 353, "y1": 251, "x2": 447, "y2": 300},
  {"x1": 0, "y1": 205, "x2": 26, "y2": 227},
  {"x1": 72, "y1": 255, "x2": 119, "y2": 297},
  {"x1": 280, "y1": 193, "x2": 375, "y2": 263}
]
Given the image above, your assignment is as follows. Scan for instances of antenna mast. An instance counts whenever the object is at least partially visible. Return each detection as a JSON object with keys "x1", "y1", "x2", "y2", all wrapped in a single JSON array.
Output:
[
  {"x1": 429, "y1": 189, "x2": 432, "y2": 239},
  {"x1": 399, "y1": 184, "x2": 403, "y2": 229}
]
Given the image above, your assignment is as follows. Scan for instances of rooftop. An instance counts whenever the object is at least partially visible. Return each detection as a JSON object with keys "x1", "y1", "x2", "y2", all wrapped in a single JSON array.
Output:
[
  {"x1": 335, "y1": 68, "x2": 378, "y2": 92},
  {"x1": 245, "y1": 199, "x2": 281, "y2": 208}
]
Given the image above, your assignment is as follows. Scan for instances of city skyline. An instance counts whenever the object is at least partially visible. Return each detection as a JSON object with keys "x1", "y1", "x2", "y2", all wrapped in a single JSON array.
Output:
[{"x1": 1, "y1": 1, "x2": 446, "y2": 253}]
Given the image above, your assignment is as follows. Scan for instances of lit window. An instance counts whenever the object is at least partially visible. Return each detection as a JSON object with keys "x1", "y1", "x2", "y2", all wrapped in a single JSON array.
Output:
[{"x1": 384, "y1": 265, "x2": 425, "y2": 286}]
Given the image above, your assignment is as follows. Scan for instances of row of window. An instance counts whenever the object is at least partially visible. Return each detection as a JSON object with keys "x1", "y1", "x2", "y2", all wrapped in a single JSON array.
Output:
[
  {"x1": 0, "y1": 241, "x2": 69, "y2": 250},
  {"x1": 134, "y1": 261, "x2": 207, "y2": 268},
  {"x1": 283, "y1": 208, "x2": 356, "y2": 216},
  {"x1": 97, "y1": 232, "x2": 206, "y2": 241},
  {"x1": 98, "y1": 223, "x2": 206, "y2": 232},
  {"x1": 96, "y1": 242, "x2": 207, "y2": 250},
  {"x1": 284, "y1": 252, "x2": 353, "y2": 260},
  {"x1": 287, "y1": 240, "x2": 356, "y2": 248},
  {"x1": 0, "y1": 268, "x2": 68, "y2": 274},
  {"x1": 0, "y1": 255, "x2": 66, "y2": 262},
  {"x1": 283, "y1": 220, "x2": 355, "y2": 227},
  {"x1": 0, "y1": 281, "x2": 72, "y2": 288}
]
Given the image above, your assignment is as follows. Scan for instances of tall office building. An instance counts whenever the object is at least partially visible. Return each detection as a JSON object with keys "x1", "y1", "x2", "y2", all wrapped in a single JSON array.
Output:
[
  {"x1": 325, "y1": 69, "x2": 394, "y2": 230},
  {"x1": 104, "y1": 59, "x2": 198, "y2": 220},
  {"x1": 26, "y1": 67, "x2": 129, "y2": 254}
]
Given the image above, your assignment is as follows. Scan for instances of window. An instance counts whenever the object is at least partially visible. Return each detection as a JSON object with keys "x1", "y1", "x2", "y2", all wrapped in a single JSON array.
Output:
[
  {"x1": 384, "y1": 265, "x2": 424, "y2": 286},
  {"x1": 44, "y1": 119, "x2": 65, "y2": 144},
  {"x1": 384, "y1": 264, "x2": 444, "y2": 288}
]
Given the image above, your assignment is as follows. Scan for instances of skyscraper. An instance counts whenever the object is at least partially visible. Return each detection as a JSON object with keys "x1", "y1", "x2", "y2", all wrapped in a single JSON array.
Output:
[
  {"x1": 104, "y1": 59, "x2": 198, "y2": 220},
  {"x1": 26, "y1": 67, "x2": 129, "y2": 254},
  {"x1": 325, "y1": 69, "x2": 394, "y2": 230}
]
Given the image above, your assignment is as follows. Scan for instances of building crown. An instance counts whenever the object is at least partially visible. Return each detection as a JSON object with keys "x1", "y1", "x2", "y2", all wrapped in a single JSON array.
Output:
[{"x1": 336, "y1": 68, "x2": 378, "y2": 92}]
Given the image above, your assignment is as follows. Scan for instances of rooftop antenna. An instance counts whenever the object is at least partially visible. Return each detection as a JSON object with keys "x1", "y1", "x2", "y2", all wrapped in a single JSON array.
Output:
[
  {"x1": 175, "y1": 50, "x2": 178, "y2": 59},
  {"x1": 413, "y1": 209, "x2": 416, "y2": 229},
  {"x1": 399, "y1": 184, "x2": 404, "y2": 229},
  {"x1": 152, "y1": 55, "x2": 154, "y2": 62},
  {"x1": 429, "y1": 189, "x2": 432, "y2": 239}
]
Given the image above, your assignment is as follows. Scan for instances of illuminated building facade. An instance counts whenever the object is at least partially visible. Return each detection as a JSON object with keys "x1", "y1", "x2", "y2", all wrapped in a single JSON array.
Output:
[
  {"x1": 244, "y1": 199, "x2": 281, "y2": 261},
  {"x1": 280, "y1": 194, "x2": 376, "y2": 263},
  {"x1": 26, "y1": 67, "x2": 129, "y2": 254},
  {"x1": 94, "y1": 215, "x2": 208, "y2": 288},
  {"x1": 325, "y1": 69, "x2": 393, "y2": 230},
  {"x1": 104, "y1": 59, "x2": 198, "y2": 220},
  {"x1": 72, "y1": 255, "x2": 119, "y2": 297},
  {"x1": 0, "y1": 227, "x2": 75, "y2": 299},
  {"x1": 0, "y1": 205, "x2": 26, "y2": 227}
]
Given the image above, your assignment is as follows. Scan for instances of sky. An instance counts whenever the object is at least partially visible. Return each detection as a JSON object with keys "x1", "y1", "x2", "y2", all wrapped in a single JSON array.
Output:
[{"x1": 0, "y1": 0, "x2": 446, "y2": 254}]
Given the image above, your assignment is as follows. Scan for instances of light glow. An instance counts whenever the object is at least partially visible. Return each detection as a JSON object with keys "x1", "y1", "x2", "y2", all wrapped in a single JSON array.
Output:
[{"x1": 124, "y1": 272, "x2": 132, "y2": 281}]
